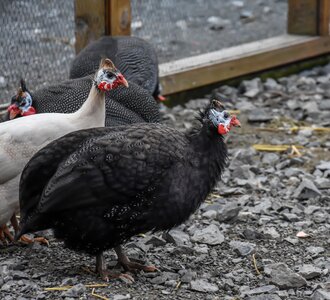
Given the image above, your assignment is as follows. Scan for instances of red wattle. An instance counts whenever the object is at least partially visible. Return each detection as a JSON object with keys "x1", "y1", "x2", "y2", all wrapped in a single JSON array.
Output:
[
  {"x1": 8, "y1": 104, "x2": 20, "y2": 119},
  {"x1": 98, "y1": 81, "x2": 112, "y2": 91},
  {"x1": 98, "y1": 82, "x2": 106, "y2": 90},
  {"x1": 22, "y1": 106, "x2": 36, "y2": 116},
  {"x1": 218, "y1": 124, "x2": 229, "y2": 135}
]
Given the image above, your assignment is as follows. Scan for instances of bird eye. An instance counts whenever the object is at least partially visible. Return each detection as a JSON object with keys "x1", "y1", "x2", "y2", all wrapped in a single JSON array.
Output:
[
  {"x1": 223, "y1": 112, "x2": 229, "y2": 119},
  {"x1": 106, "y1": 72, "x2": 115, "y2": 79}
]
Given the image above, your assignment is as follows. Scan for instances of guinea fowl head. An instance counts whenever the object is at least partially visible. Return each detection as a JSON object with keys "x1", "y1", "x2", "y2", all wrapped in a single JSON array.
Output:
[
  {"x1": 7, "y1": 79, "x2": 36, "y2": 120},
  {"x1": 94, "y1": 58, "x2": 129, "y2": 92},
  {"x1": 202, "y1": 99, "x2": 241, "y2": 135}
]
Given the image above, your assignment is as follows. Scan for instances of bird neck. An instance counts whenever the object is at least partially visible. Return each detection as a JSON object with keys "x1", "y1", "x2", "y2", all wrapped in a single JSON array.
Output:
[
  {"x1": 73, "y1": 84, "x2": 106, "y2": 125},
  {"x1": 188, "y1": 123, "x2": 224, "y2": 151},
  {"x1": 188, "y1": 123, "x2": 228, "y2": 198}
]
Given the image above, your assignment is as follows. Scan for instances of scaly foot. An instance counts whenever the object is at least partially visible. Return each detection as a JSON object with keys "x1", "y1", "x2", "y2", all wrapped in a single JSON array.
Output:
[
  {"x1": 95, "y1": 253, "x2": 134, "y2": 283},
  {"x1": 19, "y1": 235, "x2": 49, "y2": 246},
  {"x1": 115, "y1": 245, "x2": 158, "y2": 273}
]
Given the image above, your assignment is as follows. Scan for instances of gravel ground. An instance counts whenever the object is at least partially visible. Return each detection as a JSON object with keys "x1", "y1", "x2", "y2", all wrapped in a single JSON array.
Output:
[
  {"x1": 132, "y1": 0, "x2": 287, "y2": 63},
  {"x1": 0, "y1": 0, "x2": 287, "y2": 103},
  {"x1": 0, "y1": 64, "x2": 330, "y2": 299},
  {"x1": 1, "y1": 1, "x2": 329, "y2": 299}
]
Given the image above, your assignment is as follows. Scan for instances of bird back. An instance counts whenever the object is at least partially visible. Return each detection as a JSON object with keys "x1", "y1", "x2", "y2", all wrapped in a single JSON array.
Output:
[
  {"x1": 69, "y1": 36, "x2": 159, "y2": 97},
  {"x1": 30, "y1": 76, "x2": 160, "y2": 126}
]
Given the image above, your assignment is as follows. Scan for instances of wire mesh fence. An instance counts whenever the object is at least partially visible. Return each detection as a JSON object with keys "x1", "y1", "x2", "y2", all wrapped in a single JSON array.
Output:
[
  {"x1": 130, "y1": 0, "x2": 287, "y2": 63},
  {"x1": 0, "y1": 0, "x2": 287, "y2": 104},
  {"x1": 0, "y1": 0, "x2": 75, "y2": 103}
]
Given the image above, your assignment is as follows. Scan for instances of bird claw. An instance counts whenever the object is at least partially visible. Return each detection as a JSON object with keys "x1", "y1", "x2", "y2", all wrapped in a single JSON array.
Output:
[
  {"x1": 118, "y1": 273, "x2": 135, "y2": 284},
  {"x1": 100, "y1": 271, "x2": 110, "y2": 282},
  {"x1": 19, "y1": 235, "x2": 49, "y2": 246},
  {"x1": 143, "y1": 265, "x2": 158, "y2": 272},
  {"x1": 97, "y1": 269, "x2": 134, "y2": 283},
  {"x1": 120, "y1": 261, "x2": 158, "y2": 274},
  {"x1": 33, "y1": 237, "x2": 50, "y2": 246},
  {"x1": 115, "y1": 246, "x2": 158, "y2": 274}
]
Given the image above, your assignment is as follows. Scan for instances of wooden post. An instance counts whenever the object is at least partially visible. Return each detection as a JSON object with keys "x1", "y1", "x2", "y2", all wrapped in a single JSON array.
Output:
[
  {"x1": 288, "y1": 0, "x2": 330, "y2": 36},
  {"x1": 75, "y1": 0, "x2": 131, "y2": 53},
  {"x1": 288, "y1": 0, "x2": 318, "y2": 35},
  {"x1": 74, "y1": 0, "x2": 106, "y2": 53},
  {"x1": 105, "y1": 0, "x2": 131, "y2": 36},
  {"x1": 318, "y1": 0, "x2": 330, "y2": 35}
]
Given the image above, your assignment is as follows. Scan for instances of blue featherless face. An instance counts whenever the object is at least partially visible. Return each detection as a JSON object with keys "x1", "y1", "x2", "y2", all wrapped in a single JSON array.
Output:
[{"x1": 208, "y1": 107, "x2": 240, "y2": 135}]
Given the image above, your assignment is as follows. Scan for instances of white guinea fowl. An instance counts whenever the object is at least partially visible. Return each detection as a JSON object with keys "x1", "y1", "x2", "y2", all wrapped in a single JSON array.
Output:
[{"x1": 0, "y1": 58, "x2": 128, "y2": 243}]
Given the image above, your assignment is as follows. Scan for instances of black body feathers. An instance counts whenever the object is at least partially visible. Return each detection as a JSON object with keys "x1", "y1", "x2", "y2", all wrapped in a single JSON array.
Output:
[
  {"x1": 19, "y1": 108, "x2": 227, "y2": 255},
  {"x1": 70, "y1": 36, "x2": 160, "y2": 99},
  {"x1": 27, "y1": 76, "x2": 159, "y2": 126}
]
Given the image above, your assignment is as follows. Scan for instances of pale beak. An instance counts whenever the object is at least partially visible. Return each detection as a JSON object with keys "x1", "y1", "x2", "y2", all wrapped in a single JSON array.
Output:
[
  {"x1": 122, "y1": 77, "x2": 129, "y2": 88},
  {"x1": 9, "y1": 110, "x2": 19, "y2": 120},
  {"x1": 118, "y1": 74, "x2": 129, "y2": 88},
  {"x1": 231, "y1": 115, "x2": 241, "y2": 127},
  {"x1": 157, "y1": 94, "x2": 166, "y2": 102}
]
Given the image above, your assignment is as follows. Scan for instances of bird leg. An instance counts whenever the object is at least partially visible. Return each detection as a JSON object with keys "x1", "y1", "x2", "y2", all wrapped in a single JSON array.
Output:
[
  {"x1": 0, "y1": 224, "x2": 15, "y2": 243},
  {"x1": 114, "y1": 245, "x2": 158, "y2": 273},
  {"x1": 11, "y1": 214, "x2": 49, "y2": 246},
  {"x1": 96, "y1": 253, "x2": 110, "y2": 281},
  {"x1": 95, "y1": 252, "x2": 134, "y2": 283},
  {"x1": 0, "y1": 228, "x2": 5, "y2": 244},
  {"x1": 10, "y1": 214, "x2": 19, "y2": 233}
]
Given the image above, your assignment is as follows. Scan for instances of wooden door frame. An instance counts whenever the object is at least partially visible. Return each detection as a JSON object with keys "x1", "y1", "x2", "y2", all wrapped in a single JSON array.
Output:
[{"x1": 74, "y1": 0, "x2": 330, "y2": 95}]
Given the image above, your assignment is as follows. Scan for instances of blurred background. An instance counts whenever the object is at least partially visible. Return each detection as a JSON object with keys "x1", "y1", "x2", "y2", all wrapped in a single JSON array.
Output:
[{"x1": 0, "y1": 0, "x2": 287, "y2": 102}]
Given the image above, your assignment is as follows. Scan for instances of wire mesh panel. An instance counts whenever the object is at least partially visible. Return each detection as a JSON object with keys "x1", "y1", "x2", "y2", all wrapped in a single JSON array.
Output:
[
  {"x1": 131, "y1": 0, "x2": 287, "y2": 63},
  {"x1": 0, "y1": 0, "x2": 75, "y2": 104},
  {"x1": 0, "y1": 0, "x2": 289, "y2": 105}
]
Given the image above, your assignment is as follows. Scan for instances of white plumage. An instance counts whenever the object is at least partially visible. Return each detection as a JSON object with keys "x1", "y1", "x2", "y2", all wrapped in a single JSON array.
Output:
[{"x1": 0, "y1": 58, "x2": 128, "y2": 241}]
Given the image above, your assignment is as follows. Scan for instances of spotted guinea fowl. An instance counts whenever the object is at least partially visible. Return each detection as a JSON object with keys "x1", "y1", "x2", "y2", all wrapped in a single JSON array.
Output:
[
  {"x1": 69, "y1": 36, "x2": 164, "y2": 101},
  {"x1": 0, "y1": 58, "x2": 128, "y2": 243},
  {"x1": 17, "y1": 99, "x2": 240, "y2": 280},
  {"x1": 6, "y1": 76, "x2": 160, "y2": 126},
  {"x1": 7, "y1": 83, "x2": 36, "y2": 120}
]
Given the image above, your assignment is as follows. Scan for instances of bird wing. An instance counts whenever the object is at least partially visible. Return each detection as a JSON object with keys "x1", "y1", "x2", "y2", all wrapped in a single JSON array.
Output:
[
  {"x1": 0, "y1": 146, "x2": 22, "y2": 184},
  {"x1": 33, "y1": 78, "x2": 88, "y2": 114},
  {"x1": 37, "y1": 124, "x2": 190, "y2": 214},
  {"x1": 0, "y1": 119, "x2": 49, "y2": 184},
  {"x1": 116, "y1": 37, "x2": 158, "y2": 94},
  {"x1": 19, "y1": 127, "x2": 120, "y2": 222},
  {"x1": 0, "y1": 112, "x2": 83, "y2": 185}
]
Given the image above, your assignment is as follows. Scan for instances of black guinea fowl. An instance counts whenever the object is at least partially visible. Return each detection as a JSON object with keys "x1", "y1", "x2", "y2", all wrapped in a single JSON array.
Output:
[
  {"x1": 69, "y1": 36, "x2": 164, "y2": 101},
  {"x1": 17, "y1": 100, "x2": 241, "y2": 281},
  {"x1": 6, "y1": 77, "x2": 160, "y2": 126}
]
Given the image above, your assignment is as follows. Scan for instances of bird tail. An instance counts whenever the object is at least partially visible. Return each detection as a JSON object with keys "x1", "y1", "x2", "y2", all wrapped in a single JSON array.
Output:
[{"x1": 15, "y1": 214, "x2": 52, "y2": 241}]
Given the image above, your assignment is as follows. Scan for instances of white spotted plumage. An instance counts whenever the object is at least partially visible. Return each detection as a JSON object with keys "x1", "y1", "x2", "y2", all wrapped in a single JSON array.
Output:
[{"x1": 0, "y1": 59, "x2": 126, "y2": 235}]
